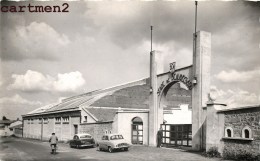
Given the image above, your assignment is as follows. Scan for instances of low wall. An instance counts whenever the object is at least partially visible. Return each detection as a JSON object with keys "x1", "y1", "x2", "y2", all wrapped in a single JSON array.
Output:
[
  {"x1": 80, "y1": 122, "x2": 113, "y2": 141},
  {"x1": 221, "y1": 106, "x2": 260, "y2": 154}
]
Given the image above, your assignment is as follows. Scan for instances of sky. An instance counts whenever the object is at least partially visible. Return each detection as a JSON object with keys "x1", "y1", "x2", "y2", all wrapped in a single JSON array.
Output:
[{"x1": 0, "y1": 1, "x2": 260, "y2": 120}]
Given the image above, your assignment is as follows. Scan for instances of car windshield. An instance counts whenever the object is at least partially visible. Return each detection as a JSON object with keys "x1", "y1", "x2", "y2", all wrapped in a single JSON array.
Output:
[
  {"x1": 110, "y1": 135, "x2": 124, "y2": 140},
  {"x1": 80, "y1": 135, "x2": 92, "y2": 139}
]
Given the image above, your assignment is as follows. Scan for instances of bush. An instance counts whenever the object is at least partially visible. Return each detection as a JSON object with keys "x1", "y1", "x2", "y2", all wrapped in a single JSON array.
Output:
[
  {"x1": 223, "y1": 147, "x2": 260, "y2": 161},
  {"x1": 203, "y1": 146, "x2": 221, "y2": 158}
]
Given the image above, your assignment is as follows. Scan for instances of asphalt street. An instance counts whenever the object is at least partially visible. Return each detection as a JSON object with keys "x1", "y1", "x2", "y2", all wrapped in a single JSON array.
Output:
[{"x1": 0, "y1": 137, "x2": 223, "y2": 161}]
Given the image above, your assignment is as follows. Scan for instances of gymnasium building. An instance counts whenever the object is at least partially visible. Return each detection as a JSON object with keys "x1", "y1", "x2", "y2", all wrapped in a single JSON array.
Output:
[{"x1": 22, "y1": 76, "x2": 192, "y2": 146}]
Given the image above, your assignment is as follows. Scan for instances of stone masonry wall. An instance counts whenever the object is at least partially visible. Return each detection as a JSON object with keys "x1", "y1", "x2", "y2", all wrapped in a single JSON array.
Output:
[
  {"x1": 80, "y1": 122, "x2": 113, "y2": 141},
  {"x1": 223, "y1": 107, "x2": 260, "y2": 154}
]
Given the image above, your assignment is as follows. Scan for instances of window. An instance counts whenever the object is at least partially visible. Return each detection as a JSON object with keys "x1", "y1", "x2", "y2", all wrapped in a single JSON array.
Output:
[
  {"x1": 31, "y1": 119, "x2": 34, "y2": 124},
  {"x1": 43, "y1": 118, "x2": 48, "y2": 124},
  {"x1": 227, "y1": 129, "x2": 231, "y2": 137},
  {"x1": 73, "y1": 135, "x2": 79, "y2": 140},
  {"x1": 224, "y1": 127, "x2": 233, "y2": 137},
  {"x1": 102, "y1": 136, "x2": 108, "y2": 140},
  {"x1": 27, "y1": 119, "x2": 30, "y2": 124},
  {"x1": 80, "y1": 135, "x2": 92, "y2": 139},
  {"x1": 55, "y1": 117, "x2": 61, "y2": 124},
  {"x1": 110, "y1": 135, "x2": 124, "y2": 140},
  {"x1": 62, "y1": 117, "x2": 69, "y2": 124},
  {"x1": 38, "y1": 118, "x2": 42, "y2": 124},
  {"x1": 245, "y1": 130, "x2": 249, "y2": 138},
  {"x1": 242, "y1": 126, "x2": 252, "y2": 139},
  {"x1": 84, "y1": 116, "x2": 88, "y2": 122}
]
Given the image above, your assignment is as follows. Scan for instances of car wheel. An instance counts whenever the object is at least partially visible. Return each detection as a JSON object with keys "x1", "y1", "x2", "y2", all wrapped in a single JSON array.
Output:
[
  {"x1": 70, "y1": 144, "x2": 73, "y2": 148},
  {"x1": 124, "y1": 148, "x2": 128, "y2": 151},
  {"x1": 108, "y1": 147, "x2": 113, "y2": 153}
]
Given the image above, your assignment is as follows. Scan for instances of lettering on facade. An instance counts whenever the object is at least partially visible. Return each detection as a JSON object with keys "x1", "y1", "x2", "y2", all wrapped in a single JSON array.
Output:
[
  {"x1": 157, "y1": 63, "x2": 193, "y2": 95},
  {"x1": 169, "y1": 62, "x2": 176, "y2": 73}
]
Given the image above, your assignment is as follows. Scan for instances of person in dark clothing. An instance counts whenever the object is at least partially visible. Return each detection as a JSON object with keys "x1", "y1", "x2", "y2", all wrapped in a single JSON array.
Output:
[
  {"x1": 157, "y1": 127, "x2": 163, "y2": 148},
  {"x1": 49, "y1": 133, "x2": 58, "y2": 154}
]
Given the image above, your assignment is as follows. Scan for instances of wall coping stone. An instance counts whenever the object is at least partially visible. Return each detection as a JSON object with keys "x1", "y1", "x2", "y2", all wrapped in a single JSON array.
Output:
[
  {"x1": 217, "y1": 105, "x2": 260, "y2": 113},
  {"x1": 80, "y1": 121, "x2": 113, "y2": 125},
  {"x1": 222, "y1": 137, "x2": 254, "y2": 141}
]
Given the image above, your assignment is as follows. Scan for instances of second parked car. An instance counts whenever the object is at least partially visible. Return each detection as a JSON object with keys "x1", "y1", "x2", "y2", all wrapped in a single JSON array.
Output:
[
  {"x1": 69, "y1": 133, "x2": 95, "y2": 148},
  {"x1": 96, "y1": 134, "x2": 130, "y2": 153}
]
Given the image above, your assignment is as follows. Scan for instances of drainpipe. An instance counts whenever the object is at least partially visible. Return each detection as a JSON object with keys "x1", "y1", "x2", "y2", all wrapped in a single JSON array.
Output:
[
  {"x1": 22, "y1": 118, "x2": 24, "y2": 138},
  {"x1": 41, "y1": 117, "x2": 43, "y2": 141}
]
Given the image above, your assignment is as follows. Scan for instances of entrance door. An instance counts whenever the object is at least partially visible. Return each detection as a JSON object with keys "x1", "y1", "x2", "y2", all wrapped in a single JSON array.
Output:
[
  {"x1": 74, "y1": 125, "x2": 78, "y2": 134},
  {"x1": 161, "y1": 124, "x2": 192, "y2": 147},
  {"x1": 132, "y1": 117, "x2": 143, "y2": 145}
]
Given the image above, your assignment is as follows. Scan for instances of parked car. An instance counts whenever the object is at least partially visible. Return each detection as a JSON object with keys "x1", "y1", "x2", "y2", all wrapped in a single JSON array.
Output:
[
  {"x1": 69, "y1": 133, "x2": 95, "y2": 148},
  {"x1": 96, "y1": 134, "x2": 130, "y2": 153}
]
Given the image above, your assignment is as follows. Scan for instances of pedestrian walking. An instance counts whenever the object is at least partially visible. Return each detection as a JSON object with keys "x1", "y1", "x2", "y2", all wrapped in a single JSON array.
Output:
[
  {"x1": 49, "y1": 133, "x2": 58, "y2": 154},
  {"x1": 157, "y1": 127, "x2": 163, "y2": 148}
]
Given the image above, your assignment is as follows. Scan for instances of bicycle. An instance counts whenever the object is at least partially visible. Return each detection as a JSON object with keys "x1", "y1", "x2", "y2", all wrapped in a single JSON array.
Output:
[{"x1": 50, "y1": 144, "x2": 58, "y2": 155}]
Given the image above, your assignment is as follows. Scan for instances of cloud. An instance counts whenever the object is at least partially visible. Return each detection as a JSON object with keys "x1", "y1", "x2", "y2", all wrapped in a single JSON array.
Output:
[
  {"x1": 215, "y1": 68, "x2": 260, "y2": 83},
  {"x1": 2, "y1": 22, "x2": 70, "y2": 61},
  {"x1": 8, "y1": 70, "x2": 85, "y2": 92},
  {"x1": 0, "y1": 94, "x2": 42, "y2": 105},
  {"x1": 53, "y1": 72, "x2": 86, "y2": 92},
  {"x1": 210, "y1": 86, "x2": 260, "y2": 108}
]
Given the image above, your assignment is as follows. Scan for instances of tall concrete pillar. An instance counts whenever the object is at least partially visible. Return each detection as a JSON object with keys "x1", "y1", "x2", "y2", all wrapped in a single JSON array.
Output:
[
  {"x1": 149, "y1": 51, "x2": 163, "y2": 146},
  {"x1": 192, "y1": 31, "x2": 211, "y2": 150},
  {"x1": 206, "y1": 102, "x2": 226, "y2": 154}
]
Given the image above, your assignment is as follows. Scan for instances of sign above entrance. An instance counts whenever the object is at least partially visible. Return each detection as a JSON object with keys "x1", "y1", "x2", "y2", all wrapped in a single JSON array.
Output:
[
  {"x1": 169, "y1": 62, "x2": 176, "y2": 73},
  {"x1": 157, "y1": 62, "x2": 193, "y2": 95}
]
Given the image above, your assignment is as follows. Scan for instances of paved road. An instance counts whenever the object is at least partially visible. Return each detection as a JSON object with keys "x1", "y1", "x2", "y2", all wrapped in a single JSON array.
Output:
[{"x1": 0, "y1": 137, "x2": 222, "y2": 161}]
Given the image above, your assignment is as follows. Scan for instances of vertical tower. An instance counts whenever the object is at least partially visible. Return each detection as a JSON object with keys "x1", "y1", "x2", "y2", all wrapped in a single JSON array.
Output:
[
  {"x1": 148, "y1": 51, "x2": 163, "y2": 146},
  {"x1": 192, "y1": 31, "x2": 211, "y2": 150}
]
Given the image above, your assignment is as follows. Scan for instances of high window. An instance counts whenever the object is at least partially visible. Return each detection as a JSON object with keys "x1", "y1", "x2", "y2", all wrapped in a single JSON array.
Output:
[
  {"x1": 62, "y1": 117, "x2": 69, "y2": 124},
  {"x1": 55, "y1": 117, "x2": 61, "y2": 124},
  {"x1": 84, "y1": 116, "x2": 88, "y2": 122},
  {"x1": 38, "y1": 118, "x2": 42, "y2": 124},
  {"x1": 224, "y1": 127, "x2": 233, "y2": 137},
  {"x1": 242, "y1": 126, "x2": 252, "y2": 139},
  {"x1": 43, "y1": 118, "x2": 48, "y2": 124}
]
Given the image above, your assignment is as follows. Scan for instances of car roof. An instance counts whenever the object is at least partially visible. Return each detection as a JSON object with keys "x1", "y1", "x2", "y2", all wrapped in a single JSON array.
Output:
[
  {"x1": 104, "y1": 133, "x2": 122, "y2": 137},
  {"x1": 75, "y1": 133, "x2": 92, "y2": 137}
]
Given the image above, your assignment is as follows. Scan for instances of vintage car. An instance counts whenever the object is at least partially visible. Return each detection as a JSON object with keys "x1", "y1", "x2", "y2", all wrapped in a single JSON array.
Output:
[
  {"x1": 69, "y1": 133, "x2": 95, "y2": 148},
  {"x1": 96, "y1": 134, "x2": 130, "y2": 153}
]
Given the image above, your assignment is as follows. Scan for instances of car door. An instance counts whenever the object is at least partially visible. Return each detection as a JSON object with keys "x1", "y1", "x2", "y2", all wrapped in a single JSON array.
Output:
[{"x1": 71, "y1": 135, "x2": 77, "y2": 146}]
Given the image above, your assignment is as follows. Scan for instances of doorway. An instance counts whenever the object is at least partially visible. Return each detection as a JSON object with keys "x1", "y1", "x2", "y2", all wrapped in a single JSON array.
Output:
[
  {"x1": 74, "y1": 124, "x2": 78, "y2": 134},
  {"x1": 161, "y1": 124, "x2": 192, "y2": 147},
  {"x1": 131, "y1": 117, "x2": 143, "y2": 145}
]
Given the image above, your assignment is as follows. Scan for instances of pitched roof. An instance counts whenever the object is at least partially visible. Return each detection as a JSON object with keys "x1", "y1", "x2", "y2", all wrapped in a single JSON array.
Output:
[
  {"x1": 9, "y1": 124, "x2": 23, "y2": 129},
  {"x1": 85, "y1": 107, "x2": 118, "y2": 122},
  {"x1": 24, "y1": 76, "x2": 191, "y2": 118},
  {"x1": 0, "y1": 120, "x2": 15, "y2": 125},
  {"x1": 25, "y1": 78, "x2": 147, "y2": 116}
]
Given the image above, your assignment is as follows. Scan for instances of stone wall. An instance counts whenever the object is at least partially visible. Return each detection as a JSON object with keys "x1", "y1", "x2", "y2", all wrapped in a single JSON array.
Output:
[
  {"x1": 223, "y1": 106, "x2": 260, "y2": 154},
  {"x1": 223, "y1": 139, "x2": 260, "y2": 154},
  {"x1": 80, "y1": 122, "x2": 113, "y2": 141}
]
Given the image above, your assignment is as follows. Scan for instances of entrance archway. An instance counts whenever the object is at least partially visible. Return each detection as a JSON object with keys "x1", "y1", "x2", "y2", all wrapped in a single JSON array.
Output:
[
  {"x1": 158, "y1": 81, "x2": 192, "y2": 147},
  {"x1": 158, "y1": 81, "x2": 190, "y2": 109},
  {"x1": 149, "y1": 31, "x2": 211, "y2": 150},
  {"x1": 131, "y1": 117, "x2": 143, "y2": 144}
]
